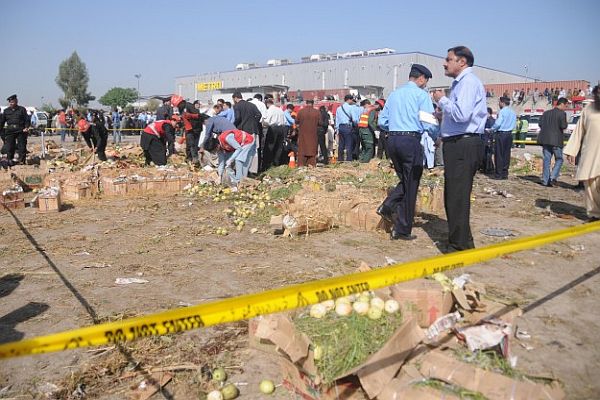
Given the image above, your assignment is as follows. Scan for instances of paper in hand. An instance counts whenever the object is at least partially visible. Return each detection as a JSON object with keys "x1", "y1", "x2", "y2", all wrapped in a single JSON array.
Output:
[{"x1": 419, "y1": 111, "x2": 439, "y2": 126}]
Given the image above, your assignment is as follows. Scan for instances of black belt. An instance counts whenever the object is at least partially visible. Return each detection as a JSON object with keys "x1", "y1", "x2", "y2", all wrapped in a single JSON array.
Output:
[
  {"x1": 339, "y1": 123, "x2": 351, "y2": 127},
  {"x1": 442, "y1": 133, "x2": 480, "y2": 143},
  {"x1": 389, "y1": 131, "x2": 421, "y2": 138},
  {"x1": 496, "y1": 130, "x2": 512, "y2": 134}
]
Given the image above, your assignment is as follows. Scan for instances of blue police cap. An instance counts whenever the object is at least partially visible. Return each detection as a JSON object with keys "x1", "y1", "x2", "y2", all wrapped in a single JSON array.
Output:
[{"x1": 411, "y1": 64, "x2": 432, "y2": 79}]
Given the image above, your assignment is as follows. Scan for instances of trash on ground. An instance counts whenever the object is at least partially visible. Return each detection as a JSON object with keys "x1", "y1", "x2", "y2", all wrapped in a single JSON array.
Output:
[
  {"x1": 115, "y1": 277, "x2": 149, "y2": 285},
  {"x1": 480, "y1": 227, "x2": 516, "y2": 237}
]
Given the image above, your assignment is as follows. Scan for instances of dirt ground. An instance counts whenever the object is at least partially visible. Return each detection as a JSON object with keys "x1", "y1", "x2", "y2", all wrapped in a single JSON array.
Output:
[{"x1": 1, "y1": 139, "x2": 599, "y2": 399}]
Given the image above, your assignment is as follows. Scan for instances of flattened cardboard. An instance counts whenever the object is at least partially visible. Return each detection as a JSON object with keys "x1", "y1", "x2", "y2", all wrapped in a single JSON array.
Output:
[
  {"x1": 279, "y1": 357, "x2": 364, "y2": 400},
  {"x1": 352, "y1": 317, "x2": 425, "y2": 399},
  {"x1": 390, "y1": 279, "x2": 454, "y2": 328},
  {"x1": 419, "y1": 350, "x2": 565, "y2": 400},
  {"x1": 253, "y1": 313, "x2": 310, "y2": 363}
]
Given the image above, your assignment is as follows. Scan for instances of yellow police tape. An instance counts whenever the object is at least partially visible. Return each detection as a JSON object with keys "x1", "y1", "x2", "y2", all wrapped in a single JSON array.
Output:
[{"x1": 1, "y1": 221, "x2": 599, "y2": 359}]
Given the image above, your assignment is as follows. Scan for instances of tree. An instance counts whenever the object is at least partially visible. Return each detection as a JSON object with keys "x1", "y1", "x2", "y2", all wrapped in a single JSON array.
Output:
[
  {"x1": 144, "y1": 99, "x2": 160, "y2": 113},
  {"x1": 99, "y1": 87, "x2": 138, "y2": 109},
  {"x1": 55, "y1": 51, "x2": 95, "y2": 107}
]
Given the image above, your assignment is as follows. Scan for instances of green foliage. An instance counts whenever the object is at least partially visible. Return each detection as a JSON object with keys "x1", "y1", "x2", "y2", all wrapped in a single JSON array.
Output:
[
  {"x1": 40, "y1": 103, "x2": 57, "y2": 115},
  {"x1": 144, "y1": 98, "x2": 160, "y2": 112},
  {"x1": 99, "y1": 87, "x2": 138, "y2": 109},
  {"x1": 294, "y1": 311, "x2": 404, "y2": 385},
  {"x1": 55, "y1": 51, "x2": 95, "y2": 106},
  {"x1": 269, "y1": 183, "x2": 302, "y2": 200}
]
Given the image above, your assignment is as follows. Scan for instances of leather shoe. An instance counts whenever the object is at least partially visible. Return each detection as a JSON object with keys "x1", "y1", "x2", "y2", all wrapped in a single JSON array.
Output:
[
  {"x1": 377, "y1": 204, "x2": 394, "y2": 223},
  {"x1": 390, "y1": 230, "x2": 417, "y2": 241}
]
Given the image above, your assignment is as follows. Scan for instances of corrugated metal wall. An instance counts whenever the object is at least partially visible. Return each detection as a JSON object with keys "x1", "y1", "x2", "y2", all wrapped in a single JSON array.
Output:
[{"x1": 174, "y1": 52, "x2": 539, "y2": 102}]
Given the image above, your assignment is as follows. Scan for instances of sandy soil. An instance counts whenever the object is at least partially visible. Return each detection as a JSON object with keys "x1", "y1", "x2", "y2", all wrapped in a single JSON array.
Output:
[{"x1": 0, "y1": 141, "x2": 599, "y2": 399}]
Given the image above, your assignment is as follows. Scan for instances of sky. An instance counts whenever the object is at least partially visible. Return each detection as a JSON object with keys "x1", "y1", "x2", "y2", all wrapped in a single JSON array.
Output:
[{"x1": 1, "y1": 0, "x2": 598, "y2": 108}]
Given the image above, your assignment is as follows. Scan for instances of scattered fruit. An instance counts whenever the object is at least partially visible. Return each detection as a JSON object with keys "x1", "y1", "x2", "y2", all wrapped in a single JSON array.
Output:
[
  {"x1": 384, "y1": 299, "x2": 400, "y2": 314},
  {"x1": 207, "y1": 390, "x2": 223, "y2": 400},
  {"x1": 259, "y1": 379, "x2": 275, "y2": 394},
  {"x1": 212, "y1": 367, "x2": 227, "y2": 382},
  {"x1": 221, "y1": 383, "x2": 239, "y2": 400}
]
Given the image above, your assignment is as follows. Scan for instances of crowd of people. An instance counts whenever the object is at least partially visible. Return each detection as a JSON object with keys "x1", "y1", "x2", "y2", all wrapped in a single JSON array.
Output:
[{"x1": 2, "y1": 44, "x2": 599, "y2": 246}]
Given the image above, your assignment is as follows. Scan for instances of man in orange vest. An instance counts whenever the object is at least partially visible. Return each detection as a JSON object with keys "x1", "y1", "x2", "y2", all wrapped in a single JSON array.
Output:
[
  {"x1": 141, "y1": 118, "x2": 179, "y2": 166},
  {"x1": 358, "y1": 99, "x2": 377, "y2": 162},
  {"x1": 76, "y1": 113, "x2": 93, "y2": 149}
]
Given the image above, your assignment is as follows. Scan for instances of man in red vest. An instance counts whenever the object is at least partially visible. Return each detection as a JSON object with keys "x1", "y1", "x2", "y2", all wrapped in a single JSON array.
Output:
[
  {"x1": 141, "y1": 118, "x2": 179, "y2": 166},
  {"x1": 217, "y1": 129, "x2": 256, "y2": 187}
]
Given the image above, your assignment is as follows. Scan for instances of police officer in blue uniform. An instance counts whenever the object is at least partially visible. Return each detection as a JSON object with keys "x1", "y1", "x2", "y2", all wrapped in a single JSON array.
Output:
[
  {"x1": 0, "y1": 94, "x2": 31, "y2": 166},
  {"x1": 376, "y1": 64, "x2": 436, "y2": 240}
]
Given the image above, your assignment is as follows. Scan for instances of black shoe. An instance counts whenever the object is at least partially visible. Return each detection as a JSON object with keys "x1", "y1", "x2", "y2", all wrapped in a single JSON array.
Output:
[
  {"x1": 377, "y1": 204, "x2": 394, "y2": 223},
  {"x1": 390, "y1": 230, "x2": 417, "y2": 241},
  {"x1": 540, "y1": 181, "x2": 553, "y2": 187},
  {"x1": 551, "y1": 179, "x2": 558, "y2": 185}
]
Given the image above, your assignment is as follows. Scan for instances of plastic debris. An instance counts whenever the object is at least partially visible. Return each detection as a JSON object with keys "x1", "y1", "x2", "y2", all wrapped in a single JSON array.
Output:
[
  {"x1": 480, "y1": 227, "x2": 516, "y2": 237},
  {"x1": 385, "y1": 256, "x2": 397, "y2": 265},
  {"x1": 452, "y1": 274, "x2": 471, "y2": 289},
  {"x1": 425, "y1": 311, "x2": 462, "y2": 340},
  {"x1": 115, "y1": 277, "x2": 149, "y2": 285},
  {"x1": 458, "y1": 320, "x2": 512, "y2": 352}
]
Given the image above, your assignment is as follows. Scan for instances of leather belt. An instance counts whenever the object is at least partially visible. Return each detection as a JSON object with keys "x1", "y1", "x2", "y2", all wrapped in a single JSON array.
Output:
[
  {"x1": 442, "y1": 133, "x2": 480, "y2": 143},
  {"x1": 389, "y1": 131, "x2": 421, "y2": 138}
]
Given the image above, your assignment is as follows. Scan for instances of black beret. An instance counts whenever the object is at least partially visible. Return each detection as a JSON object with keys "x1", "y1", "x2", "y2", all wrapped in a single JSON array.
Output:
[
  {"x1": 6, "y1": 94, "x2": 17, "y2": 101},
  {"x1": 344, "y1": 94, "x2": 354, "y2": 101},
  {"x1": 411, "y1": 64, "x2": 432, "y2": 79},
  {"x1": 499, "y1": 96, "x2": 511, "y2": 105}
]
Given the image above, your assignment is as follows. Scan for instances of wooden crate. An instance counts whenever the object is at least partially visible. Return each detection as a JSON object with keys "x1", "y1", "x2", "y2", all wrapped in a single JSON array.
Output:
[
  {"x1": 1, "y1": 198, "x2": 25, "y2": 210},
  {"x1": 38, "y1": 193, "x2": 62, "y2": 213},
  {"x1": 62, "y1": 181, "x2": 96, "y2": 201}
]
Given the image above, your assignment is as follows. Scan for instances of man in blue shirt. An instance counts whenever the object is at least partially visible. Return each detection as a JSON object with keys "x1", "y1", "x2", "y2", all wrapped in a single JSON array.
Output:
[
  {"x1": 335, "y1": 94, "x2": 362, "y2": 161},
  {"x1": 433, "y1": 46, "x2": 487, "y2": 252},
  {"x1": 218, "y1": 101, "x2": 235, "y2": 124},
  {"x1": 490, "y1": 96, "x2": 516, "y2": 180},
  {"x1": 201, "y1": 107, "x2": 237, "y2": 150},
  {"x1": 377, "y1": 64, "x2": 435, "y2": 241}
]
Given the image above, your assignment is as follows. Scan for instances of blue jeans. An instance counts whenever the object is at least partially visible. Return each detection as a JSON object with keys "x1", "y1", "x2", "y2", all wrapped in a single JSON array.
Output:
[
  {"x1": 542, "y1": 145, "x2": 563, "y2": 184},
  {"x1": 113, "y1": 124, "x2": 121, "y2": 144}
]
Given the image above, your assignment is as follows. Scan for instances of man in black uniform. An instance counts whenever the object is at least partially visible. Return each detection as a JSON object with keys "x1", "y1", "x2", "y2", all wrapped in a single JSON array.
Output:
[{"x1": 1, "y1": 94, "x2": 30, "y2": 165}]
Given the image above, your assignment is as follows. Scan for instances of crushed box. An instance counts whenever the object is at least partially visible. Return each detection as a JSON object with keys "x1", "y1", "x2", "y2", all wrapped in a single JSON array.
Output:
[{"x1": 390, "y1": 279, "x2": 454, "y2": 328}]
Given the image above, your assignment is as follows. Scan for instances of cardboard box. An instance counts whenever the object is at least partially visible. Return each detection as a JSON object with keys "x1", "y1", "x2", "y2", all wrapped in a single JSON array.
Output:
[
  {"x1": 253, "y1": 313, "x2": 424, "y2": 399},
  {"x1": 1, "y1": 198, "x2": 25, "y2": 210},
  {"x1": 418, "y1": 350, "x2": 565, "y2": 400},
  {"x1": 63, "y1": 181, "x2": 96, "y2": 201},
  {"x1": 38, "y1": 192, "x2": 62, "y2": 213},
  {"x1": 390, "y1": 279, "x2": 454, "y2": 328}
]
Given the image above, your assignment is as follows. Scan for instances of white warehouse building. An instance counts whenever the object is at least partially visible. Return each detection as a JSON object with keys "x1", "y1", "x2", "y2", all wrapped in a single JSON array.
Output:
[{"x1": 174, "y1": 50, "x2": 530, "y2": 104}]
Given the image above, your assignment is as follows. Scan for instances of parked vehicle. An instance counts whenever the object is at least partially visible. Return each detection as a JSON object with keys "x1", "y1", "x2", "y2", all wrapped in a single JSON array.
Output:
[{"x1": 519, "y1": 112, "x2": 544, "y2": 141}]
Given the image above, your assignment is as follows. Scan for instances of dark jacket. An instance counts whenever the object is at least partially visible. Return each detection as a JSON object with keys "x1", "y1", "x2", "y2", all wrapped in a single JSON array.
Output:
[
  {"x1": 233, "y1": 100, "x2": 262, "y2": 135},
  {"x1": 156, "y1": 104, "x2": 173, "y2": 121},
  {"x1": 1, "y1": 105, "x2": 30, "y2": 134},
  {"x1": 537, "y1": 108, "x2": 567, "y2": 147}
]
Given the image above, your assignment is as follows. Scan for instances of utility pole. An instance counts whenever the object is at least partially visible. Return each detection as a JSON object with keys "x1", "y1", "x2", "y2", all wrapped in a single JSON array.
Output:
[{"x1": 134, "y1": 74, "x2": 141, "y2": 109}]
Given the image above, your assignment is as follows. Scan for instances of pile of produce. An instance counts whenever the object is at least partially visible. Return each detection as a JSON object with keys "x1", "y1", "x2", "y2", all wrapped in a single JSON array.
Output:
[{"x1": 294, "y1": 293, "x2": 402, "y2": 384}]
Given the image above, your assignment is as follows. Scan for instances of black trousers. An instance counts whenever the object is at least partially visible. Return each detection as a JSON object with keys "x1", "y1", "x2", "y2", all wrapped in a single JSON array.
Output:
[
  {"x1": 185, "y1": 130, "x2": 201, "y2": 162},
  {"x1": 382, "y1": 135, "x2": 423, "y2": 235},
  {"x1": 352, "y1": 128, "x2": 360, "y2": 160},
  {"x1": 1, "y1": 130, "x2": 26, "y2": 162},
  {"x1": 140, "y1": 132, "x2": 167, "y2": 166},
  {"x1": 263, "y1": 125, "x2": 286, "y2": 168},
  {"x1": 165, "y1": 131, "x2": 176, "y2": 157},
  {"x1": 493, "y1": 131, "x2": 512, "y2": 178},
  {"x1": 82, "y1": 131, "x2": 94, "y2": 149},
  {"x1": 317, "y1": 128, "x2": 328, "y2": 164},
  {"x1": 96, "y1": 132, "x2": 108, "y2": 161},
  {"x1": 480, "y1": 132, "x2": 495, "y2": 173},
  {"x1": 443, "y1": 135, "x2": 483, "y2": 251},
  {"x1": 376, "y1": 130, "x2": 389, "y2": 159}
]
